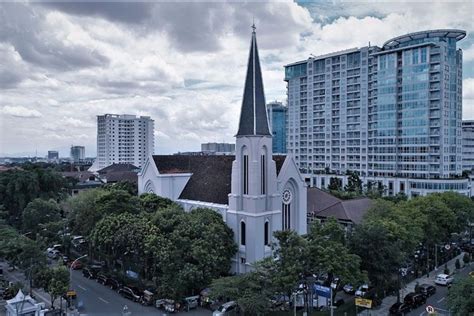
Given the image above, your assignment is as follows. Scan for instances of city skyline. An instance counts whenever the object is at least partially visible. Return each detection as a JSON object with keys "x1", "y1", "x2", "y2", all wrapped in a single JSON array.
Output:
[{"x1": 0, "y1": 1, "x2": 473, "y2": 157}]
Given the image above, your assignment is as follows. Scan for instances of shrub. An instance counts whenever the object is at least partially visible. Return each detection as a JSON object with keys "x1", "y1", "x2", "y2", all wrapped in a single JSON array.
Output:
[
  {"x1": 455, "y1": 258, "x2": 460, "y2": 270},
  {"x1": 443, "y1": 263, "x2": 450, "y2": 275},
  {"x1": 463, "y1": 253, "x2": 471, "y2": 264}
]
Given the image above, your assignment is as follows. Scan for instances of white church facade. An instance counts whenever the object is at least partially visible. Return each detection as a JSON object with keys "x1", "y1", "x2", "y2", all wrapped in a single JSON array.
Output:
[{"x1": 138, "y1": 26, "x2": 307, "y2": 273}]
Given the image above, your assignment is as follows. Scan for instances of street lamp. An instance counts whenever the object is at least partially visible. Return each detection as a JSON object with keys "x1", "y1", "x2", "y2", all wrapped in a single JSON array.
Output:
[{"x1": 69, "y1": 254, "x2": 87, "y2": 286}]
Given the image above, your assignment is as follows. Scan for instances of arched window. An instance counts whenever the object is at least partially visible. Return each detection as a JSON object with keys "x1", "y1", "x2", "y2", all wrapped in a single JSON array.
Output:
[
  {"x1": 241, "y1": 221, "x2": 246, "y2": 246},
  {"x1": 261, "y1": 154, "x2": 266, "y2": 194},
  {"x1": 264, "y1": 221, "x2": 269, "y2": 246},
  {"x1": 243, "y1": 154, "x2": 249, "y2": 194},
  {"x1": 282, "y1": 189, "x2": 292, "y2": 230}
]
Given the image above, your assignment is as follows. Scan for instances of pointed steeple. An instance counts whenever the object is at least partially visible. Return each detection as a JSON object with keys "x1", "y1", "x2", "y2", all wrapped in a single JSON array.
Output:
[{"x1": 236, "y1": 24, "x2": 271, "y2": 137}]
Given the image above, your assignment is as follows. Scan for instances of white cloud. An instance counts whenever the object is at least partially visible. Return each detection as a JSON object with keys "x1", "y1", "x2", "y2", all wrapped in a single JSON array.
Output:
[{"x1": 1, "y1": 105, "x2": 42, "y2": 118}]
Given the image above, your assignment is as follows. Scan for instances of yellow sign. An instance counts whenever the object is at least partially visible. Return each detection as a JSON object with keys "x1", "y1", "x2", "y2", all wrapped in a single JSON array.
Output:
[
  {"x1": 355, "y1": 298, "x2": 372, "y2": 308},
  {"x1": 67, "y1": 291, "x2": 76, "y2": 297}
]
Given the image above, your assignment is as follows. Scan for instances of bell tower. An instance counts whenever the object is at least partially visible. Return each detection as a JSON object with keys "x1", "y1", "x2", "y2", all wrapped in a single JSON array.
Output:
[{"x1": 227, "y1": 24, "x2": 282, "y2": 273}]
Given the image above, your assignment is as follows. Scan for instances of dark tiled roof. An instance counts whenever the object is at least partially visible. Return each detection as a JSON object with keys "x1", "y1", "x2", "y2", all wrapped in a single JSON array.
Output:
[
  {"x1": 62, "y1": 171, "x2": 95, "y2": 183},
  {"x1": 152, "y1": 155, "x2": 286, "y2": 205},
  {"x1": 97, "y1": 163, "x2": 139, "y2": 175},
  {"x1": 105, "y1": 172, "x2": 138, "y2": 184},
  {"x1": 307, "y1": 187, "x2": 373, "y2": 225},
  {"x1": 236, "y1": 29, "x2": 271, "y2": 137}
]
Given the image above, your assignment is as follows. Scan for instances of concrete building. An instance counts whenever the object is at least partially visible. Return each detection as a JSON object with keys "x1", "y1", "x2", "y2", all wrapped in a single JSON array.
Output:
[
  {"x1": 70, "y1": 145, "x2": 85, "y2": 163},
  {"x1": 47, "y1": 150, "x2": 59, "y2": 162},
  {"x1": 462, "y1": 120, "x2": 474, "y2": 172},
  {"x1": 267, "y1": 101, "x2": 287, "y2": 154},
  {"x1": 139, "y1": 26, "x2": 307, "y2": 273},
  {"x1": 95, "y1": 114, "x2": 154, "y2": 170},
  {"x1": 201, "y1": 142, "x2": 235, "y2": 155},
  {"x1": 284, "y1": 29, "x2": 467, "y2": 197}
]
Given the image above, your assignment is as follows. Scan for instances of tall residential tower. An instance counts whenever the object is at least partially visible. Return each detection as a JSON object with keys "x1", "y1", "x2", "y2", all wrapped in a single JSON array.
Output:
[
  {"x1": 267, "y1": 101, "x2": 287, "y2": 154},
  {"x1": 95, "y1": 114, "x2": 154, "y2": 170},
  {"x1": 285, "y1": 29, "x2": 467, "y2": 197}
]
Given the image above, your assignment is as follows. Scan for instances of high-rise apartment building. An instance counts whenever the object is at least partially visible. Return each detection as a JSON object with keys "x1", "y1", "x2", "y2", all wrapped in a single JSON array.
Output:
[
  {"x1": 267, "y1": 101, "x2": 287, "y2": 153},
  {"x1": 462, "y1": 120, "x2": 474, "y2": 171},
  {"x1": 285, "y1": 29, "x2": 467, "y2": 197},
  {"x1": 96, "y1": 114, "x2": 154, "y2": 170},
  {"x1": 48, "y1": 150, "x2": 59, "y2": 162},
  {"x1": 70, "y1": 146, "x2": 85, "y2": 163}
]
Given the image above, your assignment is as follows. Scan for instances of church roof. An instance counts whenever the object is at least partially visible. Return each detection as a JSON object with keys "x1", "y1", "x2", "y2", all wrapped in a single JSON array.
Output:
[
  {"x1": 236, "y1": 25, "x2": 271, "y2": 137},
  {"x1": 307, "y1": 187, "x2": 373, "y2": 224},
  {"x1": 152, "y1": 155, "x2": 286, "y2": 205}
]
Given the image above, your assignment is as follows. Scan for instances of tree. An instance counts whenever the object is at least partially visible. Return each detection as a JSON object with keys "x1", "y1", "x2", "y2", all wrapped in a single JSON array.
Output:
[
  {"x1": 104, "y1": 181, "x2": 138, "y2": 195},
  {"x1": 447, "y1": 277, "x2": 474, "y2": 315},
  {"x1": 95, "y1": 189, "x2": 140, "y2": 215},
  {"x1": 210, "y1": 260, "x2": 275, "y2": 315},
  {"x1": 307, "y1": 219, "x2": 365, "y2": 287},
  {"x1": 0, "y1": 167, "x2": 66, "y2": 226},
  {"x1": 64, "y1": 189, "x2": 106, "y2": 236},
  {"x1": 89, "y1": 213, "x2": 158, "y2": 277},
  {"x1": 345, "y1": 170, "x2": 362, "y2": 194},
  {"x1": 139, "y1": 193, "x2": 177, "y2": 213},
  {"x1": 328, "y1": 177, "x2": 342, "y2": 191},
  {"x1": 152, "y1": 208, "x2": 237, "y2": 299},
  {"x1": 34, "y1": 266, "x2": 69, "y2": 307},
  {"x1": 22, "y1": 198, "x2": 61, "y2": 235},
  {"x1": 434, "y1": 191, "x2": 474, "y2": 234}
]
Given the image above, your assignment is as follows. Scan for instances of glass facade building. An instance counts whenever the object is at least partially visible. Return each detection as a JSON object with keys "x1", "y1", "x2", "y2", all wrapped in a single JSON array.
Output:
[
  {"x1": 267, "y1": 101, "x2": 287, "y2": 153},
  {"x1": 462, "y1": 120, "x2": 474, "y2": 171},
  {"x1": 284, "y1": 29, "x2": 466, "y2": 193}
]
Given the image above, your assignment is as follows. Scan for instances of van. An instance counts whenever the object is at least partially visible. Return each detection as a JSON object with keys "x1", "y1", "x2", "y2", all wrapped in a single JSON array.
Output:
[{"x1": 434, "y1": 274, "x2": 453, "y2": 286}]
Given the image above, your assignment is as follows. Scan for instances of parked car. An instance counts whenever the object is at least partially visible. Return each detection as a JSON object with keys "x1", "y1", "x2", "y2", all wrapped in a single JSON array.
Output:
[
  {"x1": 46, "y1": 249, "x2": 60, "y2": 259},
  {"x1": 96, "y1": 273, "x2": 108, "y2": 285},
  {"x1": 118, "y1": 286, "x2": 142, "y2": 302},
  {"x1": 434, "y1": 273, "x2": 454, "y2": 286},
  {"x1": 315, "y1": 273, "x2": 329, "y2": 286},
  {"x1": 164, "y1": 300, "x2": 176, "y2": 313},
  {"x1": 355, "y1": 284, "x2": 372, "y2": 297},
  {"x1": 404, "y1": 292, "x2": 426, "y2": 308},
  {"x1": 389, "y1": 302, "x2": 411, "y2": 315},
  {"x1": 418, "y1": 283, "x2": 436, "y2": 297},
  {"x1": 213, "y1": 301, "x2": 239, "y2": 316},
  {"x1": 105, "y1": 277, "x2": 121, "y2": 290},
  {"x1": 69, "y1": 260, "x2": 83, "y2": 270},
  {"x1": 82, "y1": 266, "x2": 101, "y2": 279},
  {"x1": 342, "y1": 284, "x2": 355, "y2": 295}
]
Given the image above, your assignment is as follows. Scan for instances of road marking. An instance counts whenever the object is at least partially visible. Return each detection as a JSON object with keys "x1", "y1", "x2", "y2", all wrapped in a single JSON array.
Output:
[
  {"x1": 78, "y1": 285, "x2": 87, "y2": 291},
  {"x1": 437, "y1": 297, "x2": 446, "y2": 303},
  {"x1": 98, "y1": 297, "x2": 109, "y2": 304}
]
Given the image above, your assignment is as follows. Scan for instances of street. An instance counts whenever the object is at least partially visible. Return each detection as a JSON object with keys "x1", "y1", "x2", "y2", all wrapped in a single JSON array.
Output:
[
  {"x1": 70, "y1": 270, "x2": 212, "y2": 316},
  {"x1": 407, "y1": 265, "x2": 471, "y2": 316}
]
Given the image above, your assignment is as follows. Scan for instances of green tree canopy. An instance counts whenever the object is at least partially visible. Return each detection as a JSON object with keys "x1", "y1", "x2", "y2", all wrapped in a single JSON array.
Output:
[
  {"x1": 447, "y1": 276, "x2": 474, "y2": 315},
  {"x1": 22, "y1": 198, "x2": 61, "y2": 235},
  {"x1": 139, "y1": 193, "x2": 178, "y2": 213}
]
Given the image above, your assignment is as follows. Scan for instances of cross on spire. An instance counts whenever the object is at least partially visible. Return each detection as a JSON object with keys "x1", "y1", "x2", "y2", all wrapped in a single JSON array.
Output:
[{"x1": 252, "y1": 19, "x2": 256, "y2": 33}]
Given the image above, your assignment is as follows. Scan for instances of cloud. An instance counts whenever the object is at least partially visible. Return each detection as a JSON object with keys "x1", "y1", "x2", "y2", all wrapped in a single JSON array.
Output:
[
  {"x1": 464, "y1": 44, "x2": 474, "y2": 62},
  {"x1": 1, "y1": 105, "x2": 42, "y2": 118},
  {"x1": 0, "y1": 3, "x2": 109, "y2": 71},
  {"x1": 463, "y1": 78, "x2": 474, "y2": 118}
]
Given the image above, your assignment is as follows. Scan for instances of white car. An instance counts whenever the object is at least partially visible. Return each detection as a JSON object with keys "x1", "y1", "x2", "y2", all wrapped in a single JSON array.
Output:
[
  {"x1": 213, "y1": 301, "x2": 239, "y2": 316},
  {"x1": 434, "y1": 273, "x2": 453, "y2": 286}
]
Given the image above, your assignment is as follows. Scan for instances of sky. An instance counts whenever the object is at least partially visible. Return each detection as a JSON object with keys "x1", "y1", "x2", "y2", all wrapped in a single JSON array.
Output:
[{"x1": 0, "y1": 0, "x2": 473, "y2": 157}]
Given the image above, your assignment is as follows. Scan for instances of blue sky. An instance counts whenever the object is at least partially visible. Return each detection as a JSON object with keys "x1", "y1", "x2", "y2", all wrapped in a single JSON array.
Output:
[{"x1": 0, "y1": 1, "x2": 473, "y2": 157}]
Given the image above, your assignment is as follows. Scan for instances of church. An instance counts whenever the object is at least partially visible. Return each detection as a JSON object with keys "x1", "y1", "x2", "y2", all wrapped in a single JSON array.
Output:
[{"x1": 138, "y1": 26, "x2": 307, "y2": 273}]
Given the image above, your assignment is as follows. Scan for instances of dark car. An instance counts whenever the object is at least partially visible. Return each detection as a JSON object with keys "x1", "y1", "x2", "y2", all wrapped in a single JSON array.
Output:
[
  {"x1": 404, "y1": 292, "x2": 426, "y2": 308},
  {"x1": 389, "y1": 302, "x2": 411, "y2": 315},
  {"x1": 105, "y1": 277, "x2": 121, "y2": 290},
  {"x1": 96, "y1": 273, "x2": 107, "y2": 285},
  {"x1": 418, "y1": 283, "x2": 436, "y2": 297},
  {"x1": 82, "y1": 266, "x2": 101, "y2": 279},
  {"x1": 118, "y1": 286, "x2": 142, "y2": 302}
]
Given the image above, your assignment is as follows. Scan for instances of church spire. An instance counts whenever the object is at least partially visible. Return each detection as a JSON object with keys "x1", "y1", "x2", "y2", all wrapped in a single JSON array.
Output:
[{"x1": 236, "y1": 23, "x2": 271, "y2": 137}]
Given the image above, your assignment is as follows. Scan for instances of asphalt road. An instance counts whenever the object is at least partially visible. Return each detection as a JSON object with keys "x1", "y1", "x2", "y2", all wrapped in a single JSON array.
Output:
[
  {"x1": 407, "y1": 265, "x2": 472, "y2": 316},
  {"x1": 71, "y1": 270, "x2": 212, "y2": 316}
]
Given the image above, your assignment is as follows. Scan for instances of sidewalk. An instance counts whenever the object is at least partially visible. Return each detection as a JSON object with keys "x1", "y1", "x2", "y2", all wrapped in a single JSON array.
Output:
[
  {"x1": 0, "y1": 259, "x2": 65, "y2": 311},
  {"x1": 369, "y1": 252, "x2": 465, "y2": 316}
]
